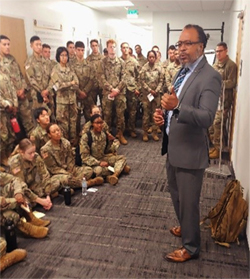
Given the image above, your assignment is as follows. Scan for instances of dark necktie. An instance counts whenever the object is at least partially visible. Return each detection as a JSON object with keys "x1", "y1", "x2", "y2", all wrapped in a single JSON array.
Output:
[{"x1": 165, "y1": 67, "x2": 189, "y2": 134}]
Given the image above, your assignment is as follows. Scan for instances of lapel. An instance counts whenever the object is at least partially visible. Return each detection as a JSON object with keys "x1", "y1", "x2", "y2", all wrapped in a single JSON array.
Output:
[{"x1": 178, "y1": 56, "x2": 207, "y2": 103}]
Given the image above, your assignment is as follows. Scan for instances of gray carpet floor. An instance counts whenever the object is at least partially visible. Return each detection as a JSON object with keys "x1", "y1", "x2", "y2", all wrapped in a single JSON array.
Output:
[{"x1": 2, "y1": 130, "x2": 249, "y2": 278}]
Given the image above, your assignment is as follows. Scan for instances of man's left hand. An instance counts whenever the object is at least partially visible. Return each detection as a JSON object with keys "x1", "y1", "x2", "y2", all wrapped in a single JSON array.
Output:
[{"x1": 161, "y1": 87, "x2": 179, "y2": 110}]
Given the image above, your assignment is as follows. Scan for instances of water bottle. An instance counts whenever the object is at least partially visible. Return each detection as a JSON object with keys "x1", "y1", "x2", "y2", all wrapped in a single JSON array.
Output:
[
  {"x1": 82, "y1": 177, "x2": 87, "y2": 196},
  {"x1": 64, "y1": 186, "x2": 71, "y2": 205},
  {"x1": 10, "y1": 117, "x2": 21, "y2": 133},
  {"x1": 5, "y1": 219, "x2": 17, "y2": 252}
]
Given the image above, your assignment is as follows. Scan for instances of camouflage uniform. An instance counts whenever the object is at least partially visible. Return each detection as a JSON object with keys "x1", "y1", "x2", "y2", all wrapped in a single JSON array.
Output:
[
  {"x1": 97, "y1": 56, "x2": 126, "y2": 133},
  {"x1": 0, "y1": 237, "x2": 7, "y2": 258},
  {"x1": 0, "y1": 70, "x2": 18, "y2": 157},
  {"x1": 8, "y1": 153, "x2": 63, "y2": 197},
  {"x1": 25, "y1": 54, "x2": 54, "y2": 117},
  {"x1": 165, "y1": 61, "x2": 181, "y2": 93},
  {"x1": 80, "y1": 130, "x2": 126, "y2": 177},
  {"x1": 0, "y1": 172, "x2": 38, "y2": 226},
  {"x1": 140, "y1": 62, "x2": 164, "y2": 132},
  {"x1": 209, "y1": 56, "x2": 237, "y2": 148},
  {"x1": 40, "y1": 138, "x2": 93, "y2": 187},
  {"x1": 30, "y1": 125, "x2": 50, "y2": 154},
  {"x1": 86, "y1": 53, "x2": 104, "y2": 104},
  {"x1": 121, "y1": 56, "x2": 140, "y2": 134},
  {"x1": 0, "y1": 55, "x2": 34, "y2": 136},
  {"x1": 70, "y1": 57, "x2": 94, "y2": 124},
  {"x1": 81, "y1": 120, "x2": 110, "y2": 135},
  {"x1": 136, "y1": 55, "x2": 147, "y2": 68},
  {"x1": 48, "y1": 63, "x2": 79, "y2": 143}
]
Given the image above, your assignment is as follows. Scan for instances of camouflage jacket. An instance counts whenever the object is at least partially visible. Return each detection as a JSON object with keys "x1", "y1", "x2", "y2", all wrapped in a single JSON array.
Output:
[
  {"x1": 140, "y1": 62, "x2": 164, "y2": 95},
  {"x1": 136, "y1": 55, "x2": 147, "y2": 68},
  {"x1": 0, "y1": 54, "x2": 27, "y2": 91},
  {"x1": 80, "y1": 130, "x2": 119, "y2": 166},
  {"x1": 121, "y1": 56, "x2": 140, "y2": 92},
  {"x1": 0, "y1": 171, "x2": 37, "y2": 204},
  {"x1": 0, "y1": 71, "x2": 18, "y2": 110},
  {"x1": 25, "y1": 54, "x2": 51, "y2": 98},
  {"x1": 97, "y1": 56, "x2": 126, "y2": 95},
  {"x1": 69, "y1": 57, "x2": 93, "y2": 94},
  {"x1": 8, "y1": 153, "x2": 51, "y2": 188},
  {"x1": 40, "y1": 138, "x2": 76, "y2": 175},
  {"x1": 86, "y1": 53, "x2": 104, "y2": 88},
  {"x1": 48, "y1": 63, "x2": 79, "y2": 104},
  {"x1": 30, "y1": 125, "x2": 50, "y2": 154},
  {"x1": 165, "y1": 62, "x2": 181, "y2": 92}
]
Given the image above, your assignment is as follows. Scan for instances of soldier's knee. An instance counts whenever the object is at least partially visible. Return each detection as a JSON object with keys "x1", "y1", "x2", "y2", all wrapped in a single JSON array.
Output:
[{"x1": 94, "y1": 166, "x2": 103, "y2": 177}]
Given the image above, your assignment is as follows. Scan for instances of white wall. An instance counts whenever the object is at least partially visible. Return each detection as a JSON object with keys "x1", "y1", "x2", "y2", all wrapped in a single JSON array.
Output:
[
  {"x1": 152, "y1": 11, "x2": 230, "y2": 60},
  {"x1": 0, "y1": 0, "x2": 152, "y2": 58}
]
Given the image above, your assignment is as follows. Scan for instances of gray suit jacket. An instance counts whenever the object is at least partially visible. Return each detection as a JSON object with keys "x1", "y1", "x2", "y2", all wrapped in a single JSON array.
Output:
[{"x1": 162, "y1": 56, "x2": 221, "y2": 169}]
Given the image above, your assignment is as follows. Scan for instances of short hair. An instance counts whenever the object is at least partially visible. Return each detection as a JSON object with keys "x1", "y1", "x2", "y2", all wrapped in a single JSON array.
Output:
[
  {"x1": 90, "y1": 114, "x2": 102, "y2": 123},
  {"x1": 30, "y1": 36, "x2": 40, "y2": 44},
  {"x1": 66, "y1": 41, "x2": 74, "y2": 47},
  {"x1": 168, "y1": 45, "x2": 176, "y2": 51},
  {"x1": 56, "y1": 46, "x2": 69, "y2": 63},
  {"x1": 217, "y1": 42, "x2": 228, "y2": 49},
  {"x1": 90, "y1": 39, "x2": 98, "y2": 45},
  {"x1": 33, "y1": 107, "x2": 48, "y2": 120},
  {"x1": 103, "y1": 48, "x2": 108, "y2": 54},
  {"x1": 106, "y1": 39, "x2": 116, "y2": 47},
  {"x1": 0, "y1": 35, "x2": 10, "y2": 42},
  {"x1": 135, "y1": 44, "x2": 141, "y2": 49},
  {"x1": 152, "y1": 45, "x2": 159, "y2": 51},
  {"x1": 19, "y1": 138, "x2": 34, "y2": 152},
  {"x1": 147, "y1": 50, "x2": 157, "y2": 58},
  {"x1": 120, "y1": 42, "x2": 129, "y2": 48},
  {"x1": 184, "y1": 24, "x2": 207, "y2": 49},
  {"x1": 75, "y1": 41, "x2": 85, "y2": 49},
  {"x1": 46, "y1": 123, "x2": 58, "y2": 134},
  {"x1": 42, "y1": 43, "x2": 51, "y2": 49}
]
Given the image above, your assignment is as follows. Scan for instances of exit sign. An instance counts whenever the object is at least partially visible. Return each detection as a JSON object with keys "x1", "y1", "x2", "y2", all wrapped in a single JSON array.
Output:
[{"x1": 127, "y1": 9, "x2": 139, "y2": 18}]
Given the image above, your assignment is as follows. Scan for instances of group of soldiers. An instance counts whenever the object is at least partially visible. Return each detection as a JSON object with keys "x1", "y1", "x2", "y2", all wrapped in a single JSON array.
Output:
[{"x1": 0, "y1": 34, "x2": 236, "y2": 272}]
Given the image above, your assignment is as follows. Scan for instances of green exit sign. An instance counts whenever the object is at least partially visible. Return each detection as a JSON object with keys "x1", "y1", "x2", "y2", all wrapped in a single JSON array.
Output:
[{"x1": 127, "y1": 9, "x2": 138, "y2": 15}]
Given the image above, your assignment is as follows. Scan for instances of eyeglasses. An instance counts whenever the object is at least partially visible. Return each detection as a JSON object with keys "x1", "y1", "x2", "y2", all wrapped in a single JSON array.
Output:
[
  {"x1": 175, "y1": 41, "x2": 201, "y2": 49},
  {"x1": 93, "y1": 121, "x2": 103, "y2": 125}
]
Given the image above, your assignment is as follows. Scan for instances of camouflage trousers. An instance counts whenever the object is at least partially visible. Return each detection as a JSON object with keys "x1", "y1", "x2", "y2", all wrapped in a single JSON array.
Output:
[
  {"x1": 56, "y1": 103, "x2": 77, "y2": 143},
  {"x1": 141, "y1": 94, "x2": 161, "y2": 132},
  {"x1": 91, "y1": 87, "x2": 103, "y2": 106},
  {"x1": 102, "y1": 94, "x2": 126, "y2": 133},
  {"x1": 0, "y1": 237, "x2": 7, "y2": 258},
  {"x1": 92, "y1": 154, "x2": 126, "y2": 177},
  {"x1": 18, "y1": 97, "x2": 34, "y2": 136},
  {"x1": 0, "y1": 112, "x2": 16, "y2": 155},
  {"x1": 78, "y1": 94, "x2": 95, "y2": 123},
  {"x1": 126, "y1": 90, "x2": 138, "y2": 132}
]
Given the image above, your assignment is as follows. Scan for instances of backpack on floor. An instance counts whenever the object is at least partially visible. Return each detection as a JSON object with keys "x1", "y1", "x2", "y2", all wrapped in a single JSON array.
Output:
[{"x1": 202, "y1": 179, "x2": 248, "y2": 247}]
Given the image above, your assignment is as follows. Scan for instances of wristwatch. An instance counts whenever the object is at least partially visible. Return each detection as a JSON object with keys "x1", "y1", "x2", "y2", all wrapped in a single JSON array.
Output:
[{"x1": 173, "y1": 102, "x2": 181, "y2": 115}]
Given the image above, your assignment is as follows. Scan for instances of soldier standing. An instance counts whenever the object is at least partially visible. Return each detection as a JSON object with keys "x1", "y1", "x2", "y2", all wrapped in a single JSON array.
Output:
[
  {"x1": 162, "y1": 45, "x2": 176, "y2": 69},
  {"x1": 86, "y1": 39, "x2": 104, "y2": 105},
  {"x1": 42, "y1": 43, "x2": 57, "y2": 70},
  {"x1": 165, "y1": 49, "x2": 181, "y2": 93},
  {"x1": 120, "y1": 42, "x2": 140, "y2": 138},
  {"x1": 25, "y1": 36, "x2": 54, "y2": 118},
  {"x1": 97, "y1": 39, "x2": 127, "y2": 144},
  {"x1": 66, "y1": 41, "x2": 76, "y2": 64},
  {"x1": 209, "y1": 42, "x2": 237, "y2": 159},
  {"x1": 135, "y1": 44, "x2": 147, "y2": 68},
  {"x1": 0, "y1": 35, "x2": 34, "y2": 136},
  {"x1": 48, "y1": 46, "x2": 79, "y2": 145}
]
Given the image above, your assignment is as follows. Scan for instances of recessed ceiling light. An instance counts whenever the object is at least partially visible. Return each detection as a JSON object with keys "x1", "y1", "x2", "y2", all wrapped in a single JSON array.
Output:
[{"x1": 83, "y1": 1, "x2": 134, "y2": 8}]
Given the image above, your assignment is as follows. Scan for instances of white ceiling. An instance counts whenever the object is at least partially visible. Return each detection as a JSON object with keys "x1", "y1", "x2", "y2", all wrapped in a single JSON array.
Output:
[{"x1": 73, "y1": 0, "x2": 234, "y2": 29}]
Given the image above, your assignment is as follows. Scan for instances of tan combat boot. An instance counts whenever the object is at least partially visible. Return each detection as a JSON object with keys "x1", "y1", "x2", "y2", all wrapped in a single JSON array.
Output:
[
  {"x1": 147, "y1": 127, "x2": 153, "y2": 134},
  {"x1": 106, "y1": 172, "x2": 120, "y2": 185},
  {"x1": 117, "y1": 131, "x2": 128, "y2": 145},
  {"x1": 0, "y1": 249, "x2": 27, "y2": 272},
  {"x1": 142, "y1": 132, "x2": 148, "y2": 142},
  {"x1": 130, "y1": 131, "x2": 137, "y2": 138},
  {"x1": 157, "y1": 127, "x2": 162, "y2": 134},
  {"x1": 209, "y1": 148, "x2": 220, "y2": 159},
  {"x1": 87, "y1": 177, "x2": 104, "y2": 187},
  {"x1": 209, "y1": 147, "x2": 216, "y2": 154},
  {"x1": 152, "y1": 131, "x2": 159, "y2": 141},
  {"x1": 23, "y1": 211, "x2": 51, "y2": 227},
  {"x1": 122, "y1": 165, "x2": 131, "y2": 174},
  {"x1": 17, "y1": 220, "x2": 49, "y2": 238}
]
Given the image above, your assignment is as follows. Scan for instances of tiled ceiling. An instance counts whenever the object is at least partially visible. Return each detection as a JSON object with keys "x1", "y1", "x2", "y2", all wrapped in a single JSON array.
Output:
[{"x1": 73, "y1": 0, "x2": 234, "y2": 28}]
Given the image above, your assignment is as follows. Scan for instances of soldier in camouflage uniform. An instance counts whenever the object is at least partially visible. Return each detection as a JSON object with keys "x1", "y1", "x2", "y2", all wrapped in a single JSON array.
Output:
[
  {"x1": 0, "y1": 35, "x2": 34, "y2": 137},
  {"x1": 0, "y1": 68, "x2": 18, "y2": 166},
  {"x1": 80, "y1": 114, "x2": 130, "y2": 186},
  {"x1": 41, "y1": 123, "x2": 104, "y2": 188},
  {"x1": 209, "y1": 42, "x2": 237, "y2": 159},
  {"x1": 165, "y1": 49, "x2": 181, "y2": 93},
  {"x1": 97, "y1": 39, "x2": 127, "y2": 145},
  {"x1": 0, "y1": 236, "x2": 27, "y2": 273},
  {"x1": 121, "y1": 42, "x2": 140, "y2": 138},
  {"x1": 162, "y1": 45, "x2": 176, "y2": 69},
  {"x1": 8, "y1": 139, "x2": 66, "y2": 209},
  {"x1": 140, "y1": 50, "x2": 164, "y2": 142},
  {"x1": 25, "y1": 36, "x2": 54, "y2": 119},
  {"x1": 86, "y1": 39, "x2": 104, "y2": 105},
  {"x1": 66, "y1": 41, "x2": 76, "y2": 64},
  {"x1": 48, "y1": 46, "x2": 79, "y2": 145},
  {"x1": 42, "y1": 43, "x2": 57, "y2": 71},
  {"x1": 70, "y1": 41, "x2": 94, "y2": 132},
  {"x1": 30, "y1": 107, "x2": 50, "y2": 154},
  {"x1": 135, "y1": 44, "x2": 147, "y2": 68}
]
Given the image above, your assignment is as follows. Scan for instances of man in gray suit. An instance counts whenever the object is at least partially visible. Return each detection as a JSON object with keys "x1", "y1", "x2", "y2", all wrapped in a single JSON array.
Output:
[{"x1": 154, "y1": 24, "x2": 221, "y2": 262}]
